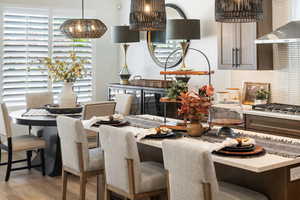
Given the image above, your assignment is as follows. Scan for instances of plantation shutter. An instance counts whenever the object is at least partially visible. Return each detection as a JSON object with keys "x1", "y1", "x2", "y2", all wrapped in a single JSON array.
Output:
[
  {"x1": 2, "y1": 11, "x2": 49, "y2": 106},
  {"x1": 52, "y1": 16, "x2": 93, "y2": 103}
]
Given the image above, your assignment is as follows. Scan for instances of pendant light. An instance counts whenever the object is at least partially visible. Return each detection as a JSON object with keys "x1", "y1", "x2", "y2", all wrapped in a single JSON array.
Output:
[
  {"x1": 215, "y1": 0, "x2": 264, "y2": 23},
  {"x1": 60, "y1": 0, "x2": 107, "y2": 38},
  {"x1": 130, "y1": 0, "x2": 166, "y2": 31}
]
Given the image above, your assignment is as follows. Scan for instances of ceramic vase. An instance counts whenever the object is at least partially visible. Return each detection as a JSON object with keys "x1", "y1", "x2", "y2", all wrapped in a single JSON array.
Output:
[
  {"x1": 59, "y1": 82, "x2": 77, "y2": 108},
  {"x1": 186, "y1": 120, "x2": 205, "y2": 137}
]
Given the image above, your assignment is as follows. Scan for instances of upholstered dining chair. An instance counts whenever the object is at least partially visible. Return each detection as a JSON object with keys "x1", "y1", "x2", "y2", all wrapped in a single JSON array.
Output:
[
  {"x1": 83, "y1": 101, "x2": 116, "y2": 148},
  {"x1": 162, "y1": 140, "x2": 269, "y2": 200},
  {"x1": 0, "y1": 103, "x2": 46, "y2": 181},
  {"x1": 115, "y1": 94, "x2": 134, "y2": 116},
  {"x1": 25, "y1": 92, "x2": 54, "y2": 135},
  {"x1": 57, "y1": 116, "x2": 104, "y2": 200},
  {"x1": 99, "y1": 125, "x2": 167, "y2": 200}
]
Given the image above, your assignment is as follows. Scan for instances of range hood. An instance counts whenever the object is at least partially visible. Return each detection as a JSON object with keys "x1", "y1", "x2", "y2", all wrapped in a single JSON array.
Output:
[{"x1": 255, "y1": 0, "x2": 300, "y2": 44}]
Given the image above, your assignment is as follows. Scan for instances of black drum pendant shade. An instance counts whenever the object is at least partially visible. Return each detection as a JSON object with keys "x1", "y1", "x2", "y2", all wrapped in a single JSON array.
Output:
[
  {"x1": 130, "y1": 0, "x2": 166, "y2": 31},
  {"x1": 215, "y1": 0, "x2": 264, "y2": 23},
  {"x1": 60, "y1": 0, "x2": 107, "y2": 38}
]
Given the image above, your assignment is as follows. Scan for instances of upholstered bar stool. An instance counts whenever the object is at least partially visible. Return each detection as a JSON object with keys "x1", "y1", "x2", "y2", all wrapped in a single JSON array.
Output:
[
  {"x1": 0, "y1": 103, "x2": 46, "y2": 181},
  {"x1": 99, "y1": 125, "x2": 167, "y2": 200},
  {"x1": 83, "y1": 101, "x2": 116, "y2": 148},
  {"x1": 115, "y1": 94, "x2": 134, "y2": 116},
  {"x1": 162, "y1": 140, "x2": 269, "y2": 200},
  {"x1": 57, "y1": 116, "x2": 104, "y2": 200}
]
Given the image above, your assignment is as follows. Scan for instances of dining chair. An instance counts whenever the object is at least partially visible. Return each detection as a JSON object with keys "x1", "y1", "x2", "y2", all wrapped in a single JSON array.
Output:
[
  {"x1": 83, "y1": 101, "x2": 116, "y2": 148},
  {"x1": 162, "y1": 140, "x2": 269, "y2": 200},
  {"x1": 57, "y1": 116, "x2": 104, "y2": 200},
  {"x1": 99, "y1": 125, "x2": 167, "y2": 200},
  {"x1": 0, "y1": 103, "x2": 46, "y2": 182},
  {"x1": 25, "y1": 92, "x2": 54, "y2": 135},
  {"x1": 115, "y1": 94, "x2": 134, "y2": 116}
]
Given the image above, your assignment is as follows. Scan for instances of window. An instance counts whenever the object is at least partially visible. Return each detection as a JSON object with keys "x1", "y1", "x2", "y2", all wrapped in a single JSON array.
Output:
[{"x1": 2, "y1": 9, "x2": 93, "y2": 106}]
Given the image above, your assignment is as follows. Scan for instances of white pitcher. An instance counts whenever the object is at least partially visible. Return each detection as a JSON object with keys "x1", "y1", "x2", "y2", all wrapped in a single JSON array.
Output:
[{"x1": 59, "y1": 82, "x2": 77, "y2": 108}]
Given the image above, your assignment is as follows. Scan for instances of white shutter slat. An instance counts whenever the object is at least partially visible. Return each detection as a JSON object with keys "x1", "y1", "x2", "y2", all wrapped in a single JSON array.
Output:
[{"x1": 2, "y1": 11, "x2": 49, "y2": 106}]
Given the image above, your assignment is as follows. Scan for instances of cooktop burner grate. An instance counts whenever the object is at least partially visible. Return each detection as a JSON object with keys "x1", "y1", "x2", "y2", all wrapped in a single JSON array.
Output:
[{"x1": 252, "y1": 103, "x2": 300, "y2": 115}]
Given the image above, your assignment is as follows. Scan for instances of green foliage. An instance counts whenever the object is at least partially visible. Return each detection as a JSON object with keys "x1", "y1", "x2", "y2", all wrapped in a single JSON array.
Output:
[
  {"x1": 167, "y1": 81, "x2": 188, "y2": 99},
  {"x1": 256, "y1": 88, "x2": 270, "y2": 100}
]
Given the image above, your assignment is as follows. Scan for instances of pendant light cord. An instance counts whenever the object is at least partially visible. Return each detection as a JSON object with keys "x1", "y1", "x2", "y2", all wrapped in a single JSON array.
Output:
[{"x1": 82, "y1": 0, "x2": 84, "y2": 19}]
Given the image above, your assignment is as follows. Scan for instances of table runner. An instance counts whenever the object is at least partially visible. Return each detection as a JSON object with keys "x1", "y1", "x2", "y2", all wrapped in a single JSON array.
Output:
[{"x1": 125, "y1": 115, "x2": 300, "y2": 158}]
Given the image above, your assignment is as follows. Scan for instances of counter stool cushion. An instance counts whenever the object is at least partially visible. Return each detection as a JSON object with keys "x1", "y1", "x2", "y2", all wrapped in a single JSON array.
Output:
[
  {"x1": 87, "y1": 147, "x2": 104, "y2": 171},
  {"x1": 219, "y1": 182, "x2": 268, "y2": 200},
  {"x1": 4, "y1": 135, "x2": 46, "y2": 152},
  {"x1": 139, "y1": 161, "x2": 166, "y2": 193}
]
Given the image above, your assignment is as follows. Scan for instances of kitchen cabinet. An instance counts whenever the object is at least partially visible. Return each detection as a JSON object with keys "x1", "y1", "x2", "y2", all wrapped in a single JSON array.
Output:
[{"x1": 217, "y1": 0, "x2": 273, "y2": 70}]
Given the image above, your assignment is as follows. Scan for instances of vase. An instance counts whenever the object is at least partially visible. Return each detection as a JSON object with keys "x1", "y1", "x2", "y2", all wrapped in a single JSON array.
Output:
[
  {"x1": 186, "y1": 120, "x2": 205, "y2": 137},
  {"x1": 59, "y1": 82, "x2": 77, "y2": 108}
]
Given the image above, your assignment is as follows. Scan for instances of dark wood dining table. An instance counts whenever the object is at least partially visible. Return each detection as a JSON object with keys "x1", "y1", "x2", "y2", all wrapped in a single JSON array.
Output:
[{"x1": 9, "y1": 109, "x2": 81, "y2": 176}]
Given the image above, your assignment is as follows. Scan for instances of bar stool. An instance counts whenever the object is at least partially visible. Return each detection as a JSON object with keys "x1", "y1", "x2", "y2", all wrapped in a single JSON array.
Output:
[
  {"x1": 99, "y1": 125, "x2": 167, "y2": 200},
  {"x1": 162, "y1": 140, "x2": 269, "y2": 200}
]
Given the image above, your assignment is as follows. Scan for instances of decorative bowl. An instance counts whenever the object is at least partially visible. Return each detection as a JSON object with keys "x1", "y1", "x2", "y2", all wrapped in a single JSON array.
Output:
[{"x1": 45, "y1": 104, "x2": 83, "y2": 114}]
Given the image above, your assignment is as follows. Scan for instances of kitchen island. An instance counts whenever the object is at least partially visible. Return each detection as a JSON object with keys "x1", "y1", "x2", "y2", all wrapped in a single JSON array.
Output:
[{"x1": 85, "y1": 115, "x2": 300, "y2": 200}]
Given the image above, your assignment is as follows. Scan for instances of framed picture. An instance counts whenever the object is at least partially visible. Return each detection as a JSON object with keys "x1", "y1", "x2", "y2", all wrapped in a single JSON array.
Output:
[{"x1": 242, "y1": 82, "x2": 271, "y2": 105}]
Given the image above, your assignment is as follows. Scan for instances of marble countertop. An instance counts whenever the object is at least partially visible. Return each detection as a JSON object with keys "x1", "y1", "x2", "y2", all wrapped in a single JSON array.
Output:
[
  {"x1": 84, "y1": 114, "x2": 300, "y2": 173},
  {"x1": 213, "y1": 104, "x2": 300, "y2": 121}
]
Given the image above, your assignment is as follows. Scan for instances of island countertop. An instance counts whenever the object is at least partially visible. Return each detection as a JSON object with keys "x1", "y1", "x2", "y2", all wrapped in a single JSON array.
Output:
[{"x1": 84, "y1": 114, "x2": 300, "y2": 173}]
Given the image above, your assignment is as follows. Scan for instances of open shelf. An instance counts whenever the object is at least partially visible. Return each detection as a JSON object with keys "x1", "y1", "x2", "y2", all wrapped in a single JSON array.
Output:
[{"x1": 160, "y1": 70, "x2": 214, "y2": 75}]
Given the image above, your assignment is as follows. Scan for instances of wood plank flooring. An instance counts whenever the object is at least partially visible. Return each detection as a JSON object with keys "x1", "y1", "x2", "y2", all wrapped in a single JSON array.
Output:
[{"x1": 0, "y1": 152, "x2": 98, "y2": 200}]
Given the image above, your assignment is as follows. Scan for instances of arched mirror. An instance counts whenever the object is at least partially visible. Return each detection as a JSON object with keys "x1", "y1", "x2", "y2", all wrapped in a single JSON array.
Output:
[{"x1": 147, "y1": 4, "x2": 188, "y2": 68}]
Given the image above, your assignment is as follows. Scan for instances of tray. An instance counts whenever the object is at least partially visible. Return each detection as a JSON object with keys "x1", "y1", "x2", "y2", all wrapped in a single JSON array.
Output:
[
  {"x1": 129, "y1": 78, "x2": 173, "y2": 88},
  {"x1": 93, "y1": 120, "x2": 130, "y2": 127},
  {"x1": 45, "y1": 104, "x2": 83, "y2": 114},
  {"x1": 214, "y1": 146, "x2": 265, "y2": 157}
]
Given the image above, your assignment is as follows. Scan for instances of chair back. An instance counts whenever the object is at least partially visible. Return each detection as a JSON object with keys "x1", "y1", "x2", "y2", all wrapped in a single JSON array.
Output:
[
  {"x1": 26, "y1": 92, "x2": 53, "y2": 109},
  {"x1": 0, "y1": 103, "x2": 12, "y2": 138},
  {"x1": 162, "y1": 140, "x2": 219, "y2": 200},
  {"x1": 115, "y1": 94, "x2": 133, "y2": 116},
  {"x1": 83, "y1": 101, "x2": 116, "y2": 120},
  {"x1": 57, "y1": 116, "x2": 89, "y2": 172},
  {"x1": 99, "y1": 125, "x2": 141, "y2": 194}
]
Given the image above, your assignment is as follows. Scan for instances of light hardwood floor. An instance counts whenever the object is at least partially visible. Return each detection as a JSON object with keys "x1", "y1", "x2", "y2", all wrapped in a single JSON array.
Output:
[{"x1": 0, "y1": 152, "x2": 98, "y2": 200}]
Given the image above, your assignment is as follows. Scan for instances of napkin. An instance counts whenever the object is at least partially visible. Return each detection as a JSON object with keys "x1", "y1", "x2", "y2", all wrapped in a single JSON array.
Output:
[
  {"x1": 121, "y1": 127, "x2": 155, "y2": 140},
  {"x1": 82, "y1": 114, "x2": 125, "y2": 128},
  {"x1": 212, "y1": 138, "x2": 256, "y2": 152}
]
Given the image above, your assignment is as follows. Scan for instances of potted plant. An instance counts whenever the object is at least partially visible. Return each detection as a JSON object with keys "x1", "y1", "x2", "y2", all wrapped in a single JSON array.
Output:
[
  {"x1": 40, "y1": 52, "x2": 90, "y2": 107},
  {"x1": 175, "y1": 68, "x2": 193, "y2": 83},
  {"x1": 178, "y1": 91, "x2": 211, "y2": 137},
  {"x1": 255, "y1": 88, "x2": 270, "y2": 105},
  {"x1": 166, "y1": 81, "x2": 188, "y2": 100}
]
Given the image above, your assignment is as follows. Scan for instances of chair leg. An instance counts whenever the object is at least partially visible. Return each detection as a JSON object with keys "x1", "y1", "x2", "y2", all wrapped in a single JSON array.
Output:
[
  {"x1": 26, "y1": 151, "x2": 32, "y2": 170},
  {"x1": 28, "y1": 125, "x2": 32, "y2": 135},
  {"x1": 40, "y1": 149, "x2": 45, "y2": 176},
  {"x1": 0, "y1": 148, "x2": 2, "y2": 164},
  {"x1": 5, "y1": 149, "x2": 12, "y2": 182},
  {"x1": 79, "y1": 174, "x2": 87, "y2": 200},
  {"x1": 105, "y1": 187, "x2": 111, "y2": 200},
  {"x1": 62, "y1": 170, "x2": 68, "y2": 200}
]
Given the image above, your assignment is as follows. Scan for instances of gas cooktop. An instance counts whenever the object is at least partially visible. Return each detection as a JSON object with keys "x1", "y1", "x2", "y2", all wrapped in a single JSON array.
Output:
[{"x1": 252, "y1": 103, "x2": 300, "y2": 115}]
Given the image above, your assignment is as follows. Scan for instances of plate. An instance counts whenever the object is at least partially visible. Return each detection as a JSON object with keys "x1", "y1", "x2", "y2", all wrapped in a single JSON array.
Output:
[
  {"x1": 223, "y1": 144, "x2": 255, "y2": 152},
  {"x1": 145, "y1": 132, "x2": 176, "y2": 139},
  {"x1": 93, "y1": 120, "x2": 130, "y2": 127},
  {"x1": 45, "y1": 104, "x2": 83, "y2": 114},
  {"x1": 214, "y1": 146, "x2": 265, "y2": 157}
]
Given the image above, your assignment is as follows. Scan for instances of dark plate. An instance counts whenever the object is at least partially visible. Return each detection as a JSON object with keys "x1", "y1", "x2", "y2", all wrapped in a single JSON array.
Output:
[
  {"x1": 223, "y1": 144, "x2": 255, "y2": 152},
  {"x1": 145, "y1": 132, "x2": 176, "y2": 139},
  {"x1": 45, "y1": 104, "x2": 83, "y2": 114},
  {"x1": 214, "y1": 146, "x2": 265, "y2": 157},
  {"x1": 93, "y1": 120, "x2": 130, "y2": 127}
]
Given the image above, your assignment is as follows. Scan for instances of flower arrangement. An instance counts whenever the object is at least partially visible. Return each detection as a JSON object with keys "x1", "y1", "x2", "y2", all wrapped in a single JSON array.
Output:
[
  {"x1": 178, "y1": 91, "x2": 211, "y2": 121},
  {"x1": 199, "y1": 85, "x2": 214, "y2": 97},
  {"x1": 166, "y1": 81, "x2": 188, "y2": 99},
  {"x1": 40, "y1": 52, "x2": 90, "y2": 83}
]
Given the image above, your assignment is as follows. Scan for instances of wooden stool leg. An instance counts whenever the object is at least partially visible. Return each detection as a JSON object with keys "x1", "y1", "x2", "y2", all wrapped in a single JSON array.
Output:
[
  {"x1": 26, "y1": 150, "x2": 32, "y2": 170},
  {"x1": 0, "y1": 148, "x2": 2, "y2": 164},
  {"x1": 62, "y1": 170, "x2": 68, "y2": 200},
  {"x1": 80, "y1": 174, "x2": 87, "y2": 200},
  {"x1": 40, "y1": 149, "x2": 45, "y2": 176},
  {"x1": 105, "y1": 188, "x2": 111, "y2": 200},
  {"x1": 5, "y1": 149, "x2": 12, "y2": 182}
]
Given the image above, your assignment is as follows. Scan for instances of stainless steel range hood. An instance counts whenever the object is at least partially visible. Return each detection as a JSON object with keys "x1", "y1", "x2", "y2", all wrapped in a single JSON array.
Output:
[
  {"x1": 255, "y1": 0, "x2": 300, "y2": 44},
  {"x1": 255, "y1": 21, "x2": 300, "y2": 44}
]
